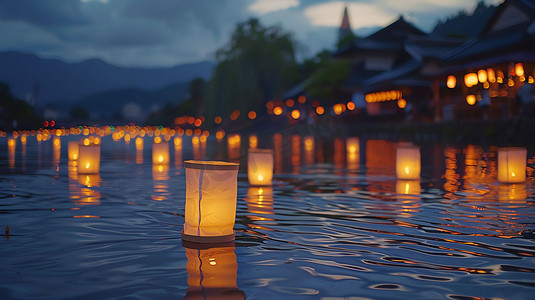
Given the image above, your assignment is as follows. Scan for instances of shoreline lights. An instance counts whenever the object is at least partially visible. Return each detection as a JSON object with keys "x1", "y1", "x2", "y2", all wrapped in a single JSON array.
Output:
[
  {"x1": 498, "y1": 147, "x2": 526, "y2": 183},
  {"x1": 183, "y1": 160, "x2": 239, "y2": 244},
  {"x1": 396, "y1": 144, "x2": 421, "y2": 180},
  {"x1": 248, "y1": 149, "x2": 274, "y2": 186}
]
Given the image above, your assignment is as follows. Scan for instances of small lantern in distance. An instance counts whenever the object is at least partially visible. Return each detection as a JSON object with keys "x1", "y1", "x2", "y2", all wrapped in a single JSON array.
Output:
[
  {"x1": 183, "y1": 160, "x2": 239, "y2": 244},
  {"x1": 498, "y1": 147, "x2": 526, "y2": 183},
  {"x1": 68, "y1": 141, "x2": 80, "y2": 161},
  {"x1": 152, "y1": 137, "x2": 170, "y2": 165},
  {"x1": 396, "y1": 145, "x2": 420, "y2": 180},
  {"x1": 248, "y1": 149, "x2": 273, "y2": 186},
  {"x1": 78, "y1": 139, "x2": 101, "y2": 174}
]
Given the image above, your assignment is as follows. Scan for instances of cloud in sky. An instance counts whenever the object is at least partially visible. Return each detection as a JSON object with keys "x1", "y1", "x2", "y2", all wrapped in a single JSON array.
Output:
[
  {"x1": 0, "y1": 0, "x2": 498, "y2": 67},
  {"x1": 249, "y1": 0, "x2": 300, "y2": 15}
]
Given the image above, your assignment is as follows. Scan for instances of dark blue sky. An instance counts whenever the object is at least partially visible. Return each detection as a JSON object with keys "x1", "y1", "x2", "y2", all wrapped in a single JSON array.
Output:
[{"x1": 0, "y1": 0, "x2": 500, "y2": 67}]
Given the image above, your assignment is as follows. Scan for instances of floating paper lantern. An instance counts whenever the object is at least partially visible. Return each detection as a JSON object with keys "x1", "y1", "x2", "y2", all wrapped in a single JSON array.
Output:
[
  {"x1": 248, "y1": 149, "x2": 274, "y2": 186},
  {"x1": 498, "y1": 147, "x2": 526, "y2": 183},
  {"x1": 396, "y1": 145, "x2": 420, "y2": 179},
  {"x1": 183, "y1": 160, "x2": 239, "y2": 243},
  {"x1": 464, "y1": 73, "x2": 478, "y2": 87},
  {"x1": 78, "y1": 144, "x2": 101, "y2": 174},
  {"x1": 152, "y1": 139, "x2": 170, "y2": 165},
  {"x1": 184, "y1": 244, "x2": 245, "y2": 299},
  {"x1": 68, "y1": 141, "x2": 80, "y2": 161}
]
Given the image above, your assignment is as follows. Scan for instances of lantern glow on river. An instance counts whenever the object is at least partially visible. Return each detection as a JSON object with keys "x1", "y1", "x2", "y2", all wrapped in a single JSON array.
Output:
[
  {"x1": 248, "y1": 149, "x2": 274, "y2": 186},
  {"x1": 78, "y1": 142, "x2": 101, "y2": 174},
  {"x1": 183, "y1": 160, "x2": 239, "y2": 243},
  {"x1": 396, "y1": 145, "x2": 421, "y2": 180},
  {"x1": 498, "y1": 147, "x2": 527, "y2": 183},
  {"x1": 152, "y1": 137, "x2": 170, "y2": 165}
]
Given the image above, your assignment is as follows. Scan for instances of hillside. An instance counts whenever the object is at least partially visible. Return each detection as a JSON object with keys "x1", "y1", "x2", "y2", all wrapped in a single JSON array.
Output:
[{"x1": 0, "y1": 51, "x2": 214, "y2": 105}]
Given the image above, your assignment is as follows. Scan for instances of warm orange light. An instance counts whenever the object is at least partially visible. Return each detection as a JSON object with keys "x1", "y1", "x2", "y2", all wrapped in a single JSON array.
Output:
[
  {"x1": 464, "y1": 73, "x2": 478, "y2": 87},
  {"x1": 487, "y1": 68, "x2": 496, "y2": 83},
  {"x1": 273, "y1": 106, "x2": 283, "y2": 116},
  {"x1": 286, "y1": 99, "x2": 294, "y2": 107},
  {"x1": 508, "y1": 78, "x2": 514, "y2": 87},
  {"x1": 216, "y1": 130, "x2": 225, "y2": 141},
  {"x1": 8, "y1": 138, "x2": 15, "y2": 147},
  {"x1": 498, "y1": 147, "x2": 526, "y2": 183},
  {"x1": 291, "y1": 109, "x2": 300, "y2": 120},
  {"x1": 447, "y1": 75, "x2": 456, "y2": 88},
  {"x1": 297, "y1": 95, "x2": 306, "y2": 104},
  {"x1": 249, "y1": 135, "x2": 258, "y2": 149},
  {"x1": 466, "y1": 95, "x2": 476, "y2": 105},
  {"x1": 396, "y1": 145, "x2": 420, "y2": 180},
  {"x1": 333, "y1": 104, "x2": 343, "y2": 115},
  {"x1": 248, "y1": 111, "x2": 256, "y2": 120},
  {"x1": 83, "y1": 138, "x2": 90, "y2": 146},
  {"x1": 214, "y1": 116, "x2": 222, "y2": 124},
  {"x1": 478, "y1": 69, "x2": 487, "y2": 83},
  {"x1": 192, "y1": 136, "x2": 199, "y2": 145},
  {"x1": 316, "y1": 106, "x2": 324, "y2": 115},
  {"x1": 185, "y1": 129, "x2": 193, "y2": 136},
  {"x1": 152, "y1": 141, "x2": 170, "y2": 165},
  {"x1": 154, "y1": 136, "x2": 162, "y2": 144},
  {"x1": 347, "y1": 102, "x2": 355, "y2": 110},
  {"x1": 515, "y1": 63, "x2": 524, "y2": 77},
  {"x1": 174, "y1": 136, "x2": 182, "y2": 147},
  {"x1": 230, "y1": 110, "x2": 240, "y2": 121},
  {"x1": 194, "y1": 119, "x2": 202, "y2": 127},
  {"x1": 248, "y1": 149, "x2": 273, "y2": 186},
  {"x1": 397, "y1": 99, "x2": 407, "y2": 109}
]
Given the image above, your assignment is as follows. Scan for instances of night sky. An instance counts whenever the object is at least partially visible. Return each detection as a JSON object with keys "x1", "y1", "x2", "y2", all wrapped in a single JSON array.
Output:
[{"x1": 0, "y1": 0, "x2": 501, "y2": 68}]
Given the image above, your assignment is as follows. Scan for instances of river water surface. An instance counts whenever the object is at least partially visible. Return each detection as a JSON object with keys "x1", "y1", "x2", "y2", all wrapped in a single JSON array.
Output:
[{"x1": 1, "y1": 133, "x2": 534, "y2": 299}]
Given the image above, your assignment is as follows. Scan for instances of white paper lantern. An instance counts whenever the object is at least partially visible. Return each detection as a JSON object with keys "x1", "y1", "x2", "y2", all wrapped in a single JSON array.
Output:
[
  {"x1": 396, "y1": 145, "x2": 420, "y2": 179},
  {"x1": 248, "y1": 149, "x2": 273, "y2": 186},
  {"x1": 498, "y1": 147, "x2": 526, "y2": 183},
  {"x1": 183, "y1": 160, "x2": 239, "y2": 243},
  {"x1": 152, "y1": 141, "x2": 170, "y2": 165},
  {"x1": 78, "y1": 144, "x2": 101, "y2": 174}
]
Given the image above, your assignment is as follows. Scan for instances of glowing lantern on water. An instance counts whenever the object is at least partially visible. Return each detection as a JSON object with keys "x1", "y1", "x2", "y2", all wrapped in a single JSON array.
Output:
[
  {"x1": 248, "y1": 149, "x2": 274, "y2": 186},
  {"x1": 498, "y1": 147, "x2": 526, "y2": 183},
  {"x1": 396, "y1": 145, "x2": 420, "y2": 180},
  {"x1": 183, "y1": 160, "x2": 239, "y2": 243},
  {"x1": 447, "y1": 75, "x2": 456, "y2": 88},
  {"x1": 152, "y1": 139, "x2": 170, "y2": 165},
  {"x1": 184, "y1": 244, "x2": 245, "y2": 299},
  {"x1": 397, "y1": 99, "x2": 407, "y2": 109},
  {"x1": 464, "y1": 73, "x2": 478, "y2": 87},
  {"x1": 78, "y1": 143, "x2": 101, "y2": 174},
  {"x1": 68, "y1": 141, "x2": 80, "y2": 161}
]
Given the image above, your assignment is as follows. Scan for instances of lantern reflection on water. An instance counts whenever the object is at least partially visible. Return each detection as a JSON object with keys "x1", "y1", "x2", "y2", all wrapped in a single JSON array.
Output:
[
  {"x1": 183, "y1": 161, "x2": 239, "y2": 243},
  {"x1": 396, "y1": 145, "x2": 420, "y2": 180},
  {"x1": 53, "y1": 136, "x2": 61, "y2": 166},
  {"x1": 498, "y1": 183, "x2": 527, "y2": 203},
  {"x1": 78, "y1": 142, "x2": 101, "y2": 174},
  {"x1": 304, "y1": 136, "x2": 314, "y2": 165},
  {"x1": 152, "y1": 164, "x2": 170, "y2": 201},
  {"x1": 184, "y1": 244, "x2": 245, "y2": 300},
  {"x1": 249, "y1": 134, "x2": 258, "y2": 149},
  {"x1": 152, "y1": 138, "x2": 170, "y2": 165},
  {"x1": 498, "y1": 147, "x2": 526, "y2": 183},
  {"x1": 248, "y1": 149, "x2": 273, "y2": 186},
  {"x1": 8, "y1": 138, "x2": 16, "y2": 168},
  {"x1": 346, "y1": 137, "x2": 359, "y2": 170},
  {"x1": 246, "y1": 187, "x2": 274, "y2": 222}
]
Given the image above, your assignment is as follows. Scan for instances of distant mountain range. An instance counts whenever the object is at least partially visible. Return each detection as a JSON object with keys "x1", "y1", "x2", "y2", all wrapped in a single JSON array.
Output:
[{"x1": 0, "y1": 51, "x2": 214, "y2": 107}]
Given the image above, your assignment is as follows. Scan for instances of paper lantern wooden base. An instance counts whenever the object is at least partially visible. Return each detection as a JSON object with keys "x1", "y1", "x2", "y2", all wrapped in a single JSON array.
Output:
[{"x1": 182, "y1": 231, "x2": 235, "y2": 244}]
